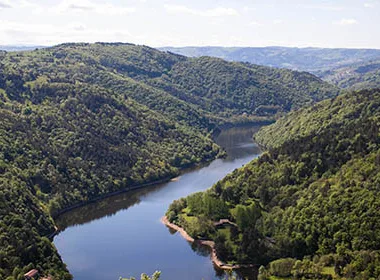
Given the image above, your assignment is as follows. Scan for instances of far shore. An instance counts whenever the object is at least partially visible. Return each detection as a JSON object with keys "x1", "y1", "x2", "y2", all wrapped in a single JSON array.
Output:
[{"x1": 161, "y1": 216, "x2": 256, "y2": 270}]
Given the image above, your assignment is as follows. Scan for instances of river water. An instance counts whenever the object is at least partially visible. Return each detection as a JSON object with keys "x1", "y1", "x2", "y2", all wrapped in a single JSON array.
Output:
[{"x1": 54, "y1": 126, "x2": 262, "y2": 280}]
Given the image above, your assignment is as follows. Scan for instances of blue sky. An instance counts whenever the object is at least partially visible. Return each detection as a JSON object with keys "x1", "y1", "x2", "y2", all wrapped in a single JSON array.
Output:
[{"x1": 0, "y1": 0, "x2": 379, "y2": 48}]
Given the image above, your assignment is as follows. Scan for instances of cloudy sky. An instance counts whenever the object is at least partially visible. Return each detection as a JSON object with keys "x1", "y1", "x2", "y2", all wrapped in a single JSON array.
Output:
[{"x1": 0, "y1": 0, "x2": 379, "y2": 48}]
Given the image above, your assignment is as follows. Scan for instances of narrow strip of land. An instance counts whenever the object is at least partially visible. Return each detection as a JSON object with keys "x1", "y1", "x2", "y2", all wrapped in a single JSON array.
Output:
[{"x1": 161, "y1": 216, "x2": 255, "y2": 270}]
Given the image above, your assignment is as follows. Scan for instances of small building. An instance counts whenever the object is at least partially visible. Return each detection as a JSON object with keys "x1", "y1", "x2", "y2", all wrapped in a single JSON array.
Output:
[{"x1": 24, "y1": 269, "x2": 39, "y2": 280}]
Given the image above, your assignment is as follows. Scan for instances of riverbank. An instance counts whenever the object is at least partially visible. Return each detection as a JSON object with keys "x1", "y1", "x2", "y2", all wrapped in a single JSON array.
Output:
[
  {"x1": 54, "y1": 125, "x2": 263, "y2": 279},
  {"x1": 50, "y1": 157, "x2": 222, "y2": 239},
  {"x1": 211, "y1": 120, "x2": 274, "y2": 139},
  {"x1": 48, "y1": 174, "x2": 187, "y2": 241},
  {"x1": 51, "y1": 124, "x2": 264, "y2": 234},
  {"x1": 52, "y1": 176, "x2": 175, "y2": 219},
  {"x1": 161, "y1": 216, "x2": 256, "y2": 270}
]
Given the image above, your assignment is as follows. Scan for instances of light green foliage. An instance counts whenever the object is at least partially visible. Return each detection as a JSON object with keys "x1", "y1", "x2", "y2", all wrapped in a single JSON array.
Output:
[
  {"x1": 0, "y1": 42, "x2": 343, "y2": 278},
  {"x1": 186, "y1": 192, "x2": 229, "y2": 220},
  {"x1": 0, "y1": 43, "x2": 222, "y2": 278},
  {"x1": 232, "y1": 203, "x2": 261, "y2": 231},
  {"x1": 179, "y1": 215, "x2": 214, "y2": 238},
  {"x1": 155, "y1": 56, "x2": 339, "y2": 118},
  {"x1": 120, "y1": 271, "x2": 161, "y2": 280},
  {"x1": 269, "y1": 258, "x2": 296, "y2": 277},
  {"x1": 167, "y1": 88, "x2": 380, "y2": 278},
  {"x1": 258, "y1": 265, "x2": 269, "y2": 280}
]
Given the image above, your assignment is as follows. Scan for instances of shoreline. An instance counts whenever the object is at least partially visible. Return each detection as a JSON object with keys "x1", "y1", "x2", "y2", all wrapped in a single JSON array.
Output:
[
  {"x1": 161, "y1": 216, "x2": 256, "y2": 270},
  {"x1": 47, "y1": 176, "x2": 174, "y2": 240},
  {"x1": 49, "y1": 156, "x2": 220, "y2": 239},
  {"x1": 49, "y1": 123, "x2": 266, "y2": 239},
  {"x1": 51, "y1": 175, "x2": 174, "y2": 219}
]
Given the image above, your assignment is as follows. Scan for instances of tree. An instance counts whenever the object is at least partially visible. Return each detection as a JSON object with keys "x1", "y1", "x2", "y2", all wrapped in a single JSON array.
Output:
[{"x1": 120, "y1": 271, "x2": 161, "y2": 280}]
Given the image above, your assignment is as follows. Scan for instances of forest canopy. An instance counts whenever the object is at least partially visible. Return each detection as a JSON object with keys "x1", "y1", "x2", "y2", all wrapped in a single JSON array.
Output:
[
  {"x1": 0, "y1": 42, "x2": 342, "y2": 279},
  {"x1": 167, "y1": 88, "x2": 380, "y2": 279}
]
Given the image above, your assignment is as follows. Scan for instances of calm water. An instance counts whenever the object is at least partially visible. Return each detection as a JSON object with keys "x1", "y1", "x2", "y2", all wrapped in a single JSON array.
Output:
[{"x1": 54, "y1": 126, "x2": 262, "y2": 280}]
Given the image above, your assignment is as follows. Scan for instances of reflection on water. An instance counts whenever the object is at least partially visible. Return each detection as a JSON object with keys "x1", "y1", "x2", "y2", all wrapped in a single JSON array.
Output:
[
  {"x1": 190, "y1": 242, "x2": 212, "y2": 258},
  {"x1": 216, "y1": 126, "x2": 262, "y2": 161},
  {"x1": 56, "y1": 184, "x2": 165, "y2": 230},
  {"x1": 54, "y1": 126, "x2": 262, "y2": 280}
]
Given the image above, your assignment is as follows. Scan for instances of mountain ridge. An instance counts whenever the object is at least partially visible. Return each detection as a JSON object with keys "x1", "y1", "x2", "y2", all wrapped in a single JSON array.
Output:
[{"x1": 160, "y1": 46, "x2": 380, "y2": 73}]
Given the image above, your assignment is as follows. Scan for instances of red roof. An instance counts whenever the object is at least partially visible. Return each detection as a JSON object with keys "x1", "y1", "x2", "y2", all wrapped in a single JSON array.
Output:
[{"x1": 24, "y1": 269, "x2": 39, "y2": 277}]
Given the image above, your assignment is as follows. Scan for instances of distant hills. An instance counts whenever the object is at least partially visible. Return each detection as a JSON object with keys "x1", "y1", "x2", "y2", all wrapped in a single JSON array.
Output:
[
  {"x1": 160, "y1": 46, "x2": 380, "y2": 73},
  {"x1": 0, "y1": 45, "x2": 47, "y2": 52},
  {"x1": 4, "y1": 45, "x2": 379, "y2": 90},
  {"x1": 318, "y1": 58, "x2": 380, "y2": 90}
]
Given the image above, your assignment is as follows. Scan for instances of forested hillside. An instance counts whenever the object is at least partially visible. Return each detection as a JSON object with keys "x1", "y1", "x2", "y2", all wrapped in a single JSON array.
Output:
[
  {"x1": 318, "y1": 59, "x2": 380, "y2": 90},
  {"x1": 153, "y1": 56, "x2": 337, "y2": 117},
  {"x1": 0, "y1": 44, "x2": 220, "y2": 279},
  {"x1": 8, "y1": 43, "x2": 339, "y2": 125},
  {"x1": 0, "y1": 42, "x2": 339, "y2": 279},
  {"x1": 167, "y1": 88, "x2": 380, "y2": 279}
]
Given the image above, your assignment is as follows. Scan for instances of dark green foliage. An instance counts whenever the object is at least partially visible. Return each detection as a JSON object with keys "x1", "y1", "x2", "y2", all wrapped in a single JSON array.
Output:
[
  {"x1": 154, "y1": 56, "x2": 339, "y2": 117},
  {"x1": 167, "y1": 88, "x2": 380, "y2": 278},
  {"x1": 0, "y1": 43, "x2": 224, "y2": 278},
  {"x1": 0, "y1": 43, "x2": 339, "y2": 127},
  {"x1": 0, "y1": 42, "x2": 342, "y2": 278},
  {"x1": 0, "y1": 177, "x2": 72, "y2": 279}
]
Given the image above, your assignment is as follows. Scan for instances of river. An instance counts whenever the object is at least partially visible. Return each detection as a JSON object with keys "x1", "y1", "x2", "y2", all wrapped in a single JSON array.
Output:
[{"x1": 53, "y1": 126, "x2": 263, "y2": 280}]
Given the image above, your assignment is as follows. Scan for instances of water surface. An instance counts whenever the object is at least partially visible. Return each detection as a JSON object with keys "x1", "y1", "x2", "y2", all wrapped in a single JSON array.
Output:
[{"x1": 54, "y1": 126, "x2": 262, "y2": 280}]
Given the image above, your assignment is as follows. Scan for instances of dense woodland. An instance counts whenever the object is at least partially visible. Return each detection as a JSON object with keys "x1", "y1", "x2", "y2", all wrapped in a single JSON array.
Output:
[
  {"x1": 0, "y1": 43, "x2": 338, "y2": 279},
  {"x1": 167, "y1": 89, "x2": 380, "y2": 279},
  {"x1": 0, "y1": 52, "x2": 220, "y2": 279},
  {"x1": 161, "y1": 46, "x2": 380, "y2": 91}
]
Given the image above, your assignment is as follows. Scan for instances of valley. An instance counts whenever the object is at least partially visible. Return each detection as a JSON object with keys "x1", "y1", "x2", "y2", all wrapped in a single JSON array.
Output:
[{"x1": 0, "y1": 43, "x2": 379, "y2": 280}]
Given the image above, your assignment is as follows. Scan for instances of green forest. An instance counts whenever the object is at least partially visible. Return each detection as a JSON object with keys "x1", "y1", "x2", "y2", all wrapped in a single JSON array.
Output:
[
  {"x1": 162, "y1": 46, "x2": 380, "y2": 91},
  {"x1": 167, "y1": 88, "x2": 380, "y2": 279},
  {"x1": 0, "y1": 43, "x2": 339, "y2": 279}
]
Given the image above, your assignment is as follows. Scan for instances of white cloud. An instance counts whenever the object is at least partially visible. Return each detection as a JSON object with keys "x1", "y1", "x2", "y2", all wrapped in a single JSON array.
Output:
[
  {"x1": 249, "y1": 21, "x2": 262, "y2": 27},
  {"x1": 302, "y1": 4, "x2": 344, "y2": 11},
  {"x1": 0, "y1": 0, "x2": 12, "y2": 8},
  {"x1": 334, "y1": 18, "x2": 358, "y2": 26},
  {"x1": 243, "y1": 6, "x2": 256, "y2": 13},
  {"x1": 273, "y1": 19, "x2": 283, "y2": 25},
  {"x1": 67, "y1": 22, "x2": 87, "y2": 32},
  {"x1": 0, "y1": 0, "x2": 45, "y2": 10},
  {"x1": 0, "y1": 19, "x2": 133, "y2": 45},
  {"x1": 56, "y1": 0, "x2": 136, "y2": 15},
  {"x1": 18, "y1": 0, "x2": 38, "y2": 8},
  {"x1": 364, "y1": 3, "x2": 375, "y2": 8},
  {"x1": 164, "y1": 4, "x2": 239, "y2": 17}
]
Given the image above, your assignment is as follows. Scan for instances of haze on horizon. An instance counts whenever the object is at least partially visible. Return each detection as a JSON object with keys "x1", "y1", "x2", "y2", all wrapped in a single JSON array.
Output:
[{"x1": 0, "y1": 0, "x2": 379, "y2": 49}]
